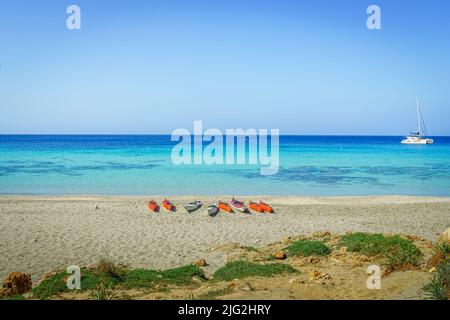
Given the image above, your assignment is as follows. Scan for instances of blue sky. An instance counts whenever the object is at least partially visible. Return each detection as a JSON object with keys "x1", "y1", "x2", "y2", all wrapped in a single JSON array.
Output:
[{"x1": 0, "y1": 0, "x2": 449, "y2": 135}]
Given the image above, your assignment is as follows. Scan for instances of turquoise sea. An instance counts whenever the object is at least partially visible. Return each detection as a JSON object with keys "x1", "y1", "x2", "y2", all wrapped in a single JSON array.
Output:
[{"x1": 0, "y1": 135, "x2": 449, "y2": 196}]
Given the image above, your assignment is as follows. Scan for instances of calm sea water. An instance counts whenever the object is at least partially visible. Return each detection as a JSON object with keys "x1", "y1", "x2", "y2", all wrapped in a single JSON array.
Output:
[{"x1": 0, "y1": 135, "x2": 449, "y2": 196}]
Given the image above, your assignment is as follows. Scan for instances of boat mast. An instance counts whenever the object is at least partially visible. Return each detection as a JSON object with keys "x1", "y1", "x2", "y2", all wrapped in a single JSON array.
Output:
[{"x1": 416, "y1": 97, "x2": 421, "y2": 137}]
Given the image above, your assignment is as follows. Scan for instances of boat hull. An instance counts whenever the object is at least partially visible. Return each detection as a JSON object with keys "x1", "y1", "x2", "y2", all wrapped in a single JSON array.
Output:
[
  {"x1": 208, "y1": 205, "x2": 219, "y2": 216},
  {"x1": 218, "y1": 202, "x2": 233, "y2": 213},
  {"x1": 230, "y1": 204, "x2": 247, "y2": 212},
  {"x1": 184, "y1": 201, "x2": 202, "y2": 213},
  {"x1": 401, "y1": 138, "x2": 433, "y2": 144}
]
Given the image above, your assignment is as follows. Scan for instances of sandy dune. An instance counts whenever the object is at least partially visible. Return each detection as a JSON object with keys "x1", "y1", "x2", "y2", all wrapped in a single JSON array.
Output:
[{"x1": 0, "y1": 195, "x2": 449, "y2": 281}]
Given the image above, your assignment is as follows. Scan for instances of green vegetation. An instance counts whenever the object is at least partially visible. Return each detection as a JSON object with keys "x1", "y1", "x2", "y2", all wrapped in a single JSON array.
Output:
[
  {"x1": 213, "y1": 261, "x2": 297, "y2": 281},
  {"x1": 435, "y1": 241, "x2": 450, "y2": 258},
  {"x1": 123, "y1": 265, "x2": 206, "y2": 289},
  {"x1": 338, "y1": 233, "x2": 423, "y2": 271},
  {"x1": 94, "y1": 259, "x2": 127, "y2": 280},
  {"x1": 423, "y1": 240, "x2": 449, "y2": 300},
  {"x1": 197, "y1": 287, "x2": 234, "y2": 300},
  {"x1": 32, "y1": 260, "x2": 206, "y2": 299},
  {"x1": 423, "y1": 262, "x2": 449, "y2": 300},
  {"x1": 89, "y1": 283, "x2": 118, "y2": 300},
  {"x1": 285, "y1": 240, "x2": 331, "y2": 257},
  {"x1": 0, "y1": 295, "x2": 25, "y2": 300},
  {"x1": 32, "y1": 271, "x2": 72, "y2": 299}
]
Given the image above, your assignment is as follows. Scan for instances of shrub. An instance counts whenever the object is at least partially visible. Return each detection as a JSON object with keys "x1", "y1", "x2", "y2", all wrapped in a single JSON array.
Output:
[
  {"x1": 423, "y1": 262, "x2": 449, "y2": 300},
  {"x1": 339, "y1": 232, "x2": 423, "y2": 271},
  {"x1": 89, "y1": 283, "x2": 118, "y2": 300},
  {"x1": 213, "y1": 261, "x2": 297, "y2": 281},
  {"x1": 123, "y1": 264, "x2": 206, "y2": 289},
  {"x1": 285, "y1": 240, "x2": 331, "y2": 257},
  {"x1": 32, "y1": 262, "x2": 206, "y2": 299}
]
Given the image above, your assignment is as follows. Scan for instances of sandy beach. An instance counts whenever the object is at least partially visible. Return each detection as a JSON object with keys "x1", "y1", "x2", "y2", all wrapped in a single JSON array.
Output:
[{"x1": 1, "y1": 195, "x2": 449, "y2": 284}]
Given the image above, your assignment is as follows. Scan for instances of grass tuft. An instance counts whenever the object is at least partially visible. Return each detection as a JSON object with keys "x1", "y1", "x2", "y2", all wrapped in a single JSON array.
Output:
[
  {"x1": 242, "y1": 246, "x2": 260, "y2": 253},
  {"x1": 31, "y1": 271, "x2": 69, "y2": 299},
  {"x1": 197, "y1": 287, "x2": 234, "y2": 300},
  {"x1": 89, "y1": 283, "x2": 118, "y2": 300},
  {"x1": 93, "y1": 259, "x2": 127, "y2": 281},
  {"x1": 0, "y1": 295, "x2": 25, "y2": 300},
  {"x1": 435, "y1": 241, "x2": 450, "y2": 258},
  {"x1": 32, "y1": 261, "x2": 206, "y2": 299},
  {"x1": 423, "y1": 262, "x2": 449, "y2": 300},
  {"x1": 213, "y1": 261, "x2": 297, "y2": 281},
  {"x1": 285, "y1": 240, "x2": 331, "y2": 257},
  {"x1": 338, "y1": 233, "x2": 423, "y2": 272},
  {"x1": 123, "y1": 264, "x2": 206, "y2": 289}
]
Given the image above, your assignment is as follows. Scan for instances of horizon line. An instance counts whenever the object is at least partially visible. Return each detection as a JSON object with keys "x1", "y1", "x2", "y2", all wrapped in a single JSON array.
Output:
[{"x1": 1, "y1": 133, "x2": 449, "y2": 137}]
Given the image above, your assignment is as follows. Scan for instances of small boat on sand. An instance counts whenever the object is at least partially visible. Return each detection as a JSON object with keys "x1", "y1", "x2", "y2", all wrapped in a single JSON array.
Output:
[
  {"x1": 162, "y1": 199, "x2": 175, "y2": 212},
  {"x1": 218, "y1": 201, "x2": 233, "y2": 213},
  {"x1": 230, "y1": 198, "x2": 247, "y2": 213},
  {"x1": 249, "y1": 201, "x2": 264, "y2": 213},
  {"x1": 259, "y1": 201, "x2": 274, "y2": 213},
  {"x1": 147, "y1": 200, "x2": 159, "y2": 212},
  {"x1": 208, "y1": 204, "x2": 219, "y2": 217},
  {"x1": 184, "y1": 200, "x2": 202, "y2": 213}
]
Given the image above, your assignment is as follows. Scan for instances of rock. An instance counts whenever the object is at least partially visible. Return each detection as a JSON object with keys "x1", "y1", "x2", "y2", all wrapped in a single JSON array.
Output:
[
  {"x1": 282, "y1": 236, "x2": 292, "y2": 244},
  {"x1": 308, "y1": 270, "x2": 331, "y2": 283},
  {"x1": 0, "y1": 288, "x2": 7, "y2": 297},
  {"x1": 240, "y1": 282, "x2": 253, "y2": 291},
  {"x1": 306, "y1": 257, "x2": 320, "y2": 264},
  {"x1": 429, "y1": 267, "x2": 437, "y2": 273},
  {"x1": 274, "y1": 251, "x2": 287, "y2": 260},
  {"x1": 320, "y1": 273, "x2": 331, "y2": 280},
  {"x1": 191, "y1": 276, "x2": 203, "y2": 284},
  {"x1": 229, "y1": 280, "x2": 253, "y2": 291},
  {"x1": 1, "y1": 272, "x2": 32, "y2": 296},
  {"x1": 349, "y1": 253, "x2": 371, "y2": 266},
  {"x1": 339, "y1": 246, "x2": 348, "y2": 254},
  {"x1": 195, "y1": 259, "x2": 208, "y2": 267},
  {"x1": 438, "y1": 228, "x2": 450, "y2": 243},
  {"x1": 309, "y1": 270, "x2": 321, "y2": 281},
  {"x1": 288, "y1": 278, "x2": 304, "y2": 284}
]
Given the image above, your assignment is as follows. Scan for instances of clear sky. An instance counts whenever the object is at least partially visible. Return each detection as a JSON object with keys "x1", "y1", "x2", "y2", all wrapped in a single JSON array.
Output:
[{"x1": 0, "y1": 0, "x2": 449, "y2": 135}]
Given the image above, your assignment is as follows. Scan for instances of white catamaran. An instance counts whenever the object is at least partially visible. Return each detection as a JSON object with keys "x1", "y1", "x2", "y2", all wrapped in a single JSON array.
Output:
[{"x1": 401, "y1": 98, "x2": 433, "y2": 145}]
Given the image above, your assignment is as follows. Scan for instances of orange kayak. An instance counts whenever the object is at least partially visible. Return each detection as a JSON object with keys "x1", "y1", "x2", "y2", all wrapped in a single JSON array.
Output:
[
  {"x1": 147, "y1": 200, "x2": 159, "y2": 212},
  {"x1": 259, "y1": 201, "x2": 273, "y2": 213},
  {"x1": 218, "y1": 201, "x2": 233, "y2": 213},
  {"x1": 249, "y1": 201, "x2": 264, "y2": 213},
  {"x1": 162, "y1": 199, "x2": 175, "y2": 212}
]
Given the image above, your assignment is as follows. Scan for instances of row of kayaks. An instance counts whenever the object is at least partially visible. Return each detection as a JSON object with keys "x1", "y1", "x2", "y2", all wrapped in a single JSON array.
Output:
[{"x1": 147, "y1": 198, "x2": 274, "y2": 216}]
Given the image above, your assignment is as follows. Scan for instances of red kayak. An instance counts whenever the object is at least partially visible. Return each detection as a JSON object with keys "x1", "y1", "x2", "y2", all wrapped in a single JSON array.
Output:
[
  {"x1": 259, "y1": 201, "x2": 274, "y2": 213},
  {"x1": 162, "y1": 199, "x2": 175, "y2": 212},
  {"x1": 147, "y1": 200, "x2": 159, "y2": 212},
  {"x1": 249, "y1": 201, "x2": 264, "y2": 213},
  {"x1": 218, "y1": 201, "x2": 233, "y2": 213}
]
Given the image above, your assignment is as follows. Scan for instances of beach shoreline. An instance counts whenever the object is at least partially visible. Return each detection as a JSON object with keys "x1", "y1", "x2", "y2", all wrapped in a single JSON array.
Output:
[{"x1": 1, "y1": 195, "x2": 449, "y2": 283}]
